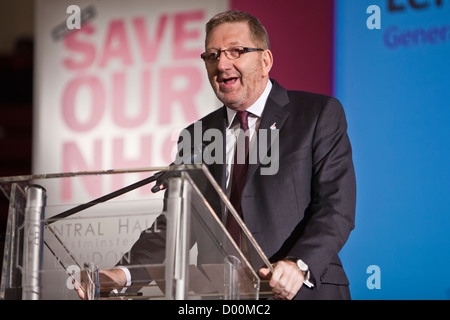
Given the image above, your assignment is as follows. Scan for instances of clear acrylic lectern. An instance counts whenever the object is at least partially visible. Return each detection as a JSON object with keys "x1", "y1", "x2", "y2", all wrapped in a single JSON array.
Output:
[{"x1": 0, "y1": 165, "x2": 272, "y2": 300}]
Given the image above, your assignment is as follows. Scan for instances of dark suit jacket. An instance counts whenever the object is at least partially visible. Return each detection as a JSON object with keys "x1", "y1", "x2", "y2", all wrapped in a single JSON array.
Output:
[{"x1": 120, "y1": 80, "x2": 356, "y2": 300}]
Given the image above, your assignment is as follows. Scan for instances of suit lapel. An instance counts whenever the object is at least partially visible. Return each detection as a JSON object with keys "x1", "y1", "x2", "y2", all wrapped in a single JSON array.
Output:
[{"x1": 246, "y1": 80, "x2": 290, "y2": 183}]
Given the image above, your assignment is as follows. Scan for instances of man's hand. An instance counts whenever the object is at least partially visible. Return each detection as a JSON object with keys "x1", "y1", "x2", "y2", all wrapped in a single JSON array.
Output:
[
  {"x1": 259, "y1": 260, "x2": 304, "y2": 300},
  {"x1": 74, "y1": 269, "x2": 127, "y2": 300}
]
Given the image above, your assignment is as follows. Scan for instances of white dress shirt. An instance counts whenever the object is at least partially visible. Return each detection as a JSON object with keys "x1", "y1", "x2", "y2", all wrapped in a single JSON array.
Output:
[{"x1": 224, "y1": 80, "x2": 272, "y2": 190}]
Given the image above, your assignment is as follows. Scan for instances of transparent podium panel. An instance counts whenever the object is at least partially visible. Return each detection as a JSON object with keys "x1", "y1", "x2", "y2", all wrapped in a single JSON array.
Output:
[{"x1": 0, "y1": 165, "x2": 272, "y2": 300}]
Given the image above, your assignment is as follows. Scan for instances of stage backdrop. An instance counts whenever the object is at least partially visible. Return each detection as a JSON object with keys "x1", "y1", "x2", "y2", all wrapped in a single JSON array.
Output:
[
  {"x1": 33, "y1": 0, "x2": 227, "y2": 178},
  {"x1": 335, "y1": 0, "x2": 450, "y2": 299}
]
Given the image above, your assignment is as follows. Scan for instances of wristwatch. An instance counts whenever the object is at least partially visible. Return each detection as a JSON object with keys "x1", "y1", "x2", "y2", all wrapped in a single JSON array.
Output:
[
  {"x1": 285, "y1": 257, "x2": 314, "y2": 288},
  {"x1": 296, "y1": 259, "x2": 309, "y2": 273},
  {"x1": 296, "y1": 259, "x2": 314, "y2": 288}
]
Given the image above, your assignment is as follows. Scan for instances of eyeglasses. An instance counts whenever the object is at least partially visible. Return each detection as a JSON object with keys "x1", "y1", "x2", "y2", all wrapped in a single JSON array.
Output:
[{"x1": 201, "y1": 46, "x2": 264, "y2": 62}]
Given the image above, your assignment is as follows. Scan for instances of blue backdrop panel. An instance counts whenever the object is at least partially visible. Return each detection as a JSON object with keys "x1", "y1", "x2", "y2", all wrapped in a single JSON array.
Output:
[{"x1": 334, "y1": 0, "x2": 450, "y2": 299}]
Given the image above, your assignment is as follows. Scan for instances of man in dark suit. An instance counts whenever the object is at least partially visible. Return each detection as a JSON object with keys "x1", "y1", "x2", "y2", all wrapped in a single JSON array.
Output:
[{"x1": 80, "y1": 10, "x2": 356, "y2": 300}]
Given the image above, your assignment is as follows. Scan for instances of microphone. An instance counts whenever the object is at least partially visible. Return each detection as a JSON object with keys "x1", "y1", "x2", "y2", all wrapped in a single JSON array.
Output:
[
  {"x1": 151, "y1": 144, "x2": 208, "y2": 193},
  {"x1": 46, "y1": 144, "x2": 208, "y2": 224}
]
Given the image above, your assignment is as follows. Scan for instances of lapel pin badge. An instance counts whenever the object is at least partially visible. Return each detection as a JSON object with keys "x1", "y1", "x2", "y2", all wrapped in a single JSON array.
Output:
[{"x1": 270, "y1": 122, "x2": 277, "y2": 130}]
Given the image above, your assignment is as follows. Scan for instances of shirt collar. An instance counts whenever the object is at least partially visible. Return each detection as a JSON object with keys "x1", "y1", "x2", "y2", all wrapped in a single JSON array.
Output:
[{"x1": 226, "y1": 80, "x2": 272, "y2": 129}]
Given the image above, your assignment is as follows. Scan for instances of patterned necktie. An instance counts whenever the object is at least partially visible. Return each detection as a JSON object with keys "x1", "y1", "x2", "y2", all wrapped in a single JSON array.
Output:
[{"x1": 226, "y1": 111, "x2": 250, "y2": 247}]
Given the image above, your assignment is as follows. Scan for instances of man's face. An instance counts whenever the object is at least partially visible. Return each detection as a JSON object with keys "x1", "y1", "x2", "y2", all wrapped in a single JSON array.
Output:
[{"x1": 204, "y1": 22, "x2": 273, "y2": 111}]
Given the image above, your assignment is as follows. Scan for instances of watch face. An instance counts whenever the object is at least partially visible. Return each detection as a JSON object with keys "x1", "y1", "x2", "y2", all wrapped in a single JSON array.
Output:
[{"x1": 297, "y1": 260, "x2": 308, "y2": 271}]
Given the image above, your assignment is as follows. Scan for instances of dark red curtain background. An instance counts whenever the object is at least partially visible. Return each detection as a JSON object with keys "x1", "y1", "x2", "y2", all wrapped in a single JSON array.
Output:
[{"x1": 230, "y1": 0, "x2": 334, "y2": 96}]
